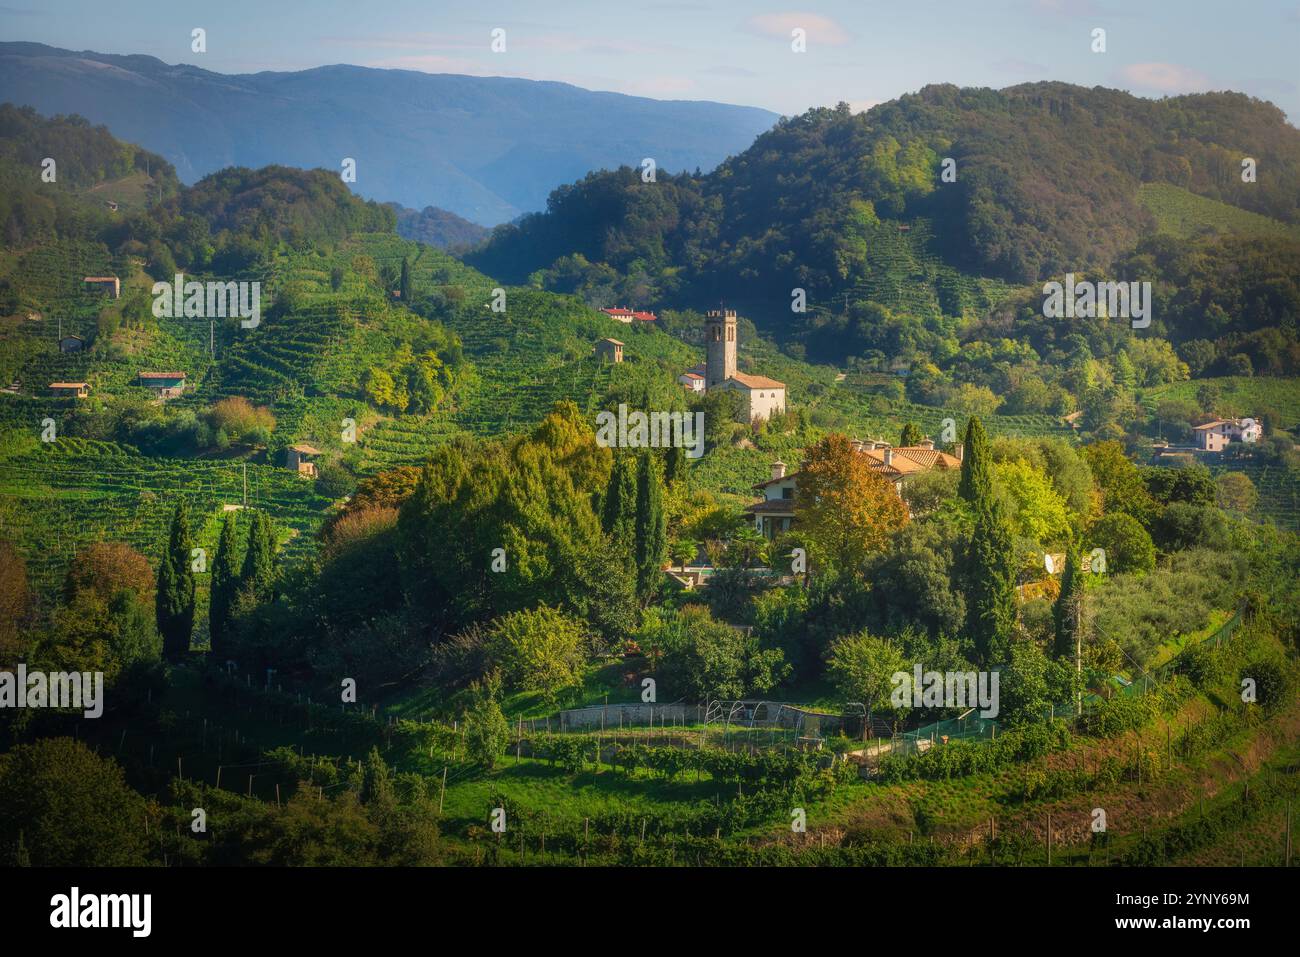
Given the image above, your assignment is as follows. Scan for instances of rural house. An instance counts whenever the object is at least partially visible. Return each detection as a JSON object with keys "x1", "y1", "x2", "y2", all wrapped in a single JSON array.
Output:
[
  {"x1": 601, "y1": 306, "x2": 657, "y2": 323},
  {"x1": 1193, "y1": 418, "x2": 1260, "y2": 451},
  {"x1": 744, "y1": 439, "x2": 962, "y2": 538}
]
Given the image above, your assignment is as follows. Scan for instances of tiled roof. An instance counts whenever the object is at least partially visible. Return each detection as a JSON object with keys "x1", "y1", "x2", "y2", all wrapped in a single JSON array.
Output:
[{"x1": 727, "y1": 371, "x2": 786, "y2": 390}]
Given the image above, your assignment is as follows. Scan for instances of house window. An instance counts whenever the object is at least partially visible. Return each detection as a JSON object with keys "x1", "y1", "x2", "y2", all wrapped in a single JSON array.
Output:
[{"x1": 781, "y1": 487, "x2": 793, "y2": 499}]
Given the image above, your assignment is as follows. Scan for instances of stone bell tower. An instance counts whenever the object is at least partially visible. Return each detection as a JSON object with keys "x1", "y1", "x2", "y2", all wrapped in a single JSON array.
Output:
[{"x1": 705, "y1": 308, "x2": 736, "y2": 390}]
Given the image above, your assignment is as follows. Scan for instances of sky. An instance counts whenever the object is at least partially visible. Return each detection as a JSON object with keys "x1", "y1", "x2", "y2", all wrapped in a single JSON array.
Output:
[{"x1": 2, "y1": 0, "x2": 1298, "y2": 121}]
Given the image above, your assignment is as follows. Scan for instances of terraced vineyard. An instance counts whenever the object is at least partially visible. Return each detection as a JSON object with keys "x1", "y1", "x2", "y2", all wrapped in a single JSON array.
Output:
[
  {"x1": 0, "y1": 434, "x2": 330, "y2": 593},
  {"x1": 1141, "y1": 377, "x2": 1300, "y2": 429},
  {"x1": 1208, "y1": 461, "x2": 1300, "y2": 530},
  {"x1": 1139, "y1": 182, "x2": 1300, "y2": 241}
]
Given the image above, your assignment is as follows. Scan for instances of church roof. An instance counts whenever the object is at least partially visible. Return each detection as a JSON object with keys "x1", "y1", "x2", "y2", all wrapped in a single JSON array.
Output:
[{"x1": 727, "y1": 371, "x2": 786, "y2": 390}]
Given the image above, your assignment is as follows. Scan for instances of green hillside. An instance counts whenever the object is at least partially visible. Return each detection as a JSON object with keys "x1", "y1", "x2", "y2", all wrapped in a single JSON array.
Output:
[{"x1": 1138, "y1": 182, "x2": 1300, "y2": 240}]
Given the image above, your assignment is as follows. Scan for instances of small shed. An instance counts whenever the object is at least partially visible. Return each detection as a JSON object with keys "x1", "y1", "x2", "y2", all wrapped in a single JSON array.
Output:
[
  {"x1": 59, "y1": 334, "x2": 85, "y2": 353},
  {"x1": 138, "y1": 371, "x2": 187, "y2": 399},
  {"x1": 286, "y1": 444, "x2": 321, "y2": 478},
  {"x1": 83, "y1": 276, "x2": 120, "y2": 299},
  {"x1": 594, "y1": 337, "x2": 624, "y2": 363},
  {"x1": 50, "y1": 381, "x2": 90, "y2": 398}
]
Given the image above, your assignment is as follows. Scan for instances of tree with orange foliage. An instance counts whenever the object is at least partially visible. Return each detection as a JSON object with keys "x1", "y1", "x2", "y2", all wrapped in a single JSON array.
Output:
[
  {"x1": 64, "y1": 541, "x2": 155, "y2": 605},
  {"x1": 0, "y1": 540, "x2": 29, "y2": 660},
  {"x1": 794, "y1": 433, "x2": 908, "y2": 575}
]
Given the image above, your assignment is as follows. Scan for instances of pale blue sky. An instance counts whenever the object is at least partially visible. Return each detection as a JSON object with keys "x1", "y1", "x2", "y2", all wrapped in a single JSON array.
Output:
[{"x1": 3, "y1": 0, "x2": 1297, "y2": 120}]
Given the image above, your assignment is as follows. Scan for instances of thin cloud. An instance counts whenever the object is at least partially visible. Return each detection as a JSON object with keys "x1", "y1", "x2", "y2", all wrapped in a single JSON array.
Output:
[
  {"x1": 1115, "y1": 61, "x2": 1211, "y2": 93},
  {"x1": 991, "y1": 58, "x2": 1050, "y2": 77},
  {"x1": 743, "y1": 12, "x2": 852, "y2": 46}
]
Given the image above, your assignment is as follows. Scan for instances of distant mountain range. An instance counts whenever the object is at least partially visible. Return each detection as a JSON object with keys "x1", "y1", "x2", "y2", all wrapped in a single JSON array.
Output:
[{"x1": 0, "y1": 42, "x2": 778, "y2": 227}]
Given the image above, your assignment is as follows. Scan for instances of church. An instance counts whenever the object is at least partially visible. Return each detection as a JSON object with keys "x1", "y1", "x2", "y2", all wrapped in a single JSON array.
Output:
[{"x1": 678, "y1": 308, "x2": 786, "y2": 423}]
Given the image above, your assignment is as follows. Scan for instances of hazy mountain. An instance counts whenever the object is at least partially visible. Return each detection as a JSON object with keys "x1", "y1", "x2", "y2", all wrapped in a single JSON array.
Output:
[
  {"x1": 0, "y1": 41, "x2": 777, "y2": 226},
  {"x1": 387, "y1": 203, "x2": 490, "y2": 250}
]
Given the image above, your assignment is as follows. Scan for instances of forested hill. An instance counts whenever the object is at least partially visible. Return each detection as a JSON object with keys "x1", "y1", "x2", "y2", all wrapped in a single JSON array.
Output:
[
  {"x1": 389, "y1": 204, "x2": 490, "y2": 250},
  {"x1": 467, "y1": 82, "x2": 1300, "y2": 305},
  {"x1": 0, "y1": 103, "x2": 181, "y2": 245}
]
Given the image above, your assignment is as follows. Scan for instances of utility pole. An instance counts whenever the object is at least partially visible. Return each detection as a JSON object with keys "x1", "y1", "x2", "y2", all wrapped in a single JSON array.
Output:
[{"x1": 242, "y1": 463, "x2": 248, "y2": 506}]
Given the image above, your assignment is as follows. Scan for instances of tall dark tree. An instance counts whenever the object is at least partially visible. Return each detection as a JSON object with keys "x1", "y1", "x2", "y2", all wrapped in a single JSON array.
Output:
[
  {"x1": 208, "y1": 515, "x2": 239, "y2": 659},
  {"x1": 633, "y1": 452, "x2": 666, "y2": 602},
  {"x1": 156, "y1": 499, "x2": 196, "y2": 662},
  {"x1": 399, "y1": 256, "x2": 412, "y2": 302},
  {"x1": 601, "y1": 453, "x2": 637, "y2": 558},
  {"x1": 663, "y1": 444, "x2": 686, "y2": 486},
  {"x1": 1053, "y1": 542, "x2": 1084, "y2": 659},
  {"x1": 958, "y1": 416, "x2": 992, "y2": 505},
  {"x1": 240, "y1": 510, "x2": 277, "y2": 602},
  {"x1": 965, "y1": 497, "x2": 1016, "y2": 664},
  {"x1": 899, "y1": 421, "x2": 923, "y2": 447}
]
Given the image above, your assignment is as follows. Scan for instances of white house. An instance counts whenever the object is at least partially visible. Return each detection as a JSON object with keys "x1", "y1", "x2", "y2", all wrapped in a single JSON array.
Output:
[{"x1": 1193, "y1": 418, "x2": 1260, "y2": 452}]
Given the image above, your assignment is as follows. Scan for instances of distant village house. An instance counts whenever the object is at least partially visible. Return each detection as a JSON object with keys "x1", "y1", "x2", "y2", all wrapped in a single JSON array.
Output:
[{"x1": 601, "y1": 306, "x2": 657, "y2": 324}]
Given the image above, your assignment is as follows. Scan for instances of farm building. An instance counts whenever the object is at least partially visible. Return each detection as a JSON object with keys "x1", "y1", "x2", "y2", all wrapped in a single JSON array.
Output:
[
  {"x1": 49, "y1": 381, "x2": 90, "y2": 398},
  {"x1": 138, "y1": 371, "x2": 187, "y2": 399},
  {"x1": 286, "y1": 444, "x2": 321, "y2": 478},
  {"x1": 83, "y1": 276, "x2": 120, "y2": 299},
  {"x1": 594, "y1": 337, "x2": 624, "y2": 363},
  {"x1": 59, "y1": 334, "x2": 85, "y2": 353}
]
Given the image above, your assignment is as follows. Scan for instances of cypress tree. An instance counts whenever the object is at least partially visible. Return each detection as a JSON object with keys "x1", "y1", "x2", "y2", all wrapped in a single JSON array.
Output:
[
  {"x1": 601, "y1": 453, "x2": 637, "y2": 557},
  {"x1": 240, "y1": 510, "x2": 277, "y2": 602},
  {"x1": 156, "y1": 499, "x2": 196, "y2": 662},
  {"x1": 209, "y1": 514, "x2": 239, "y2": 658},
  {"x1": 633, "y1": 452, "x2": 666, "y2": 602},
  {"x1": 663, "y1": 444, "x2": 685, "y2": 486},
  {"x1": 958, "y1": 416, "x2": 993, "y2": 505},
  {"x1": 399, "y1": 256, "x2": 412, "y2": 302},
  {"x1": 965, "y1": 497, "x2": 1016, "y2": 664},
  {"x1": 899, "y1": 421, "x2": 923, "y2": 447},
  {"x1": 1053, "y1": 542, "x2": 1083, "y2": 659}
]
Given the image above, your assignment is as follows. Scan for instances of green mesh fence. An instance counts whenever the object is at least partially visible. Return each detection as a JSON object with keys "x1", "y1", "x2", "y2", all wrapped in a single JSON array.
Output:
[{"x1": 882, "y1": 607, "x2": 1244, "y2": 759}]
